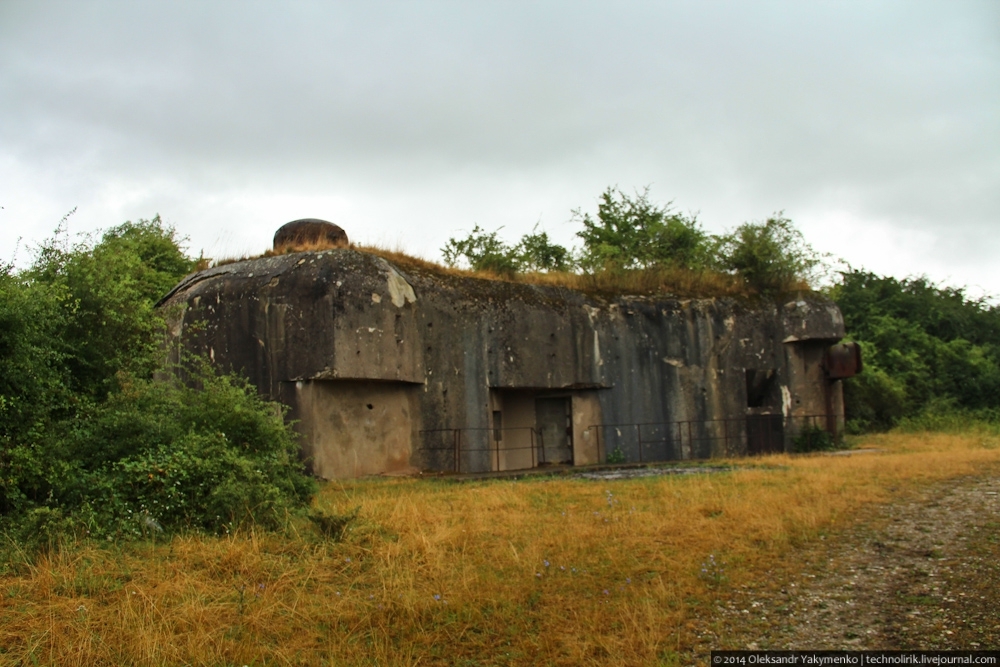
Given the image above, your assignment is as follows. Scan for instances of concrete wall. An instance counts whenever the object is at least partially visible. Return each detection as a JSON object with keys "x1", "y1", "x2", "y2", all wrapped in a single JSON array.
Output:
[
  {"x1": 160, "y1": 249, "x2": 847, "y2": 478},
  {"x1": 289, "y1": 380, "x2": 420, "y2": 479}
]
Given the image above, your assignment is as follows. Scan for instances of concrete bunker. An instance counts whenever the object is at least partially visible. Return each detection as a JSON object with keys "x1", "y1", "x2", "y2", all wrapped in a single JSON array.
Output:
[{"x1": 159, "y1": 222, "x2": 859, "y2": 479}]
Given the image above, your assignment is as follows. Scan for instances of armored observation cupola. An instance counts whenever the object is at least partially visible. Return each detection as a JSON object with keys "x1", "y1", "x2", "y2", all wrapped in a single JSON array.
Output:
[{"x1": 273, "y1": 218, "x2": 348, "y2": 251}]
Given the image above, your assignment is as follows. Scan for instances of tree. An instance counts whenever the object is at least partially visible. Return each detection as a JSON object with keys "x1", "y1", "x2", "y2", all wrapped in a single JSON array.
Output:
[
  {"x1": 441, "y1": 225, "x2": 520, "y2": 277},
  {"x1": 715, "y1": 215, "x2": 819, "y2": 294},
  {"x1": 1, "y1": 216, "x2": 314, "y2": 542},
  {"x1": 442, "y1": 224, "x2": 574, "y2": 276},
  {"x1": 0, "y1": 265, "x2": 70, "y2": 446},
  {"x1": 831, "y1": 270, "x2": 1000, "y2": 430},
  {"x1": 516, "y1": 226, "x2": 574, "y2": 272},
  {"x1": 574, "y1": 186, "x2": 708, "y2": 271}
]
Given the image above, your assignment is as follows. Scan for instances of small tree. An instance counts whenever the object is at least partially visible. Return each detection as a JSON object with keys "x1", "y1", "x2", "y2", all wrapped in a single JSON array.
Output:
[
  {"x1": 574, "y1": 186, "x2": 708, "y2": 271},
  {"x1": 442, "y1": 225, "x2": 573, "y2": 276},
  {"x1": 1, "y1": 217, "x2": 315, "y2": 541},
  {"x1": 441, "y1": 225, "x2": 520, "y2": 276},
  {"x1": 516, "y1": 226, "x2": 574, "y2": 272},
  {"x1": 715, "y1": 215, "x2": 819, "y2": 294}
]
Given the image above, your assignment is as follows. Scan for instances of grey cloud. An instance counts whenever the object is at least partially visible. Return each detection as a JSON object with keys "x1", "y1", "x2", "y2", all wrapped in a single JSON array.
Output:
[{"x1": 0, "y1": 0, "x2": 997, "y2": 291}]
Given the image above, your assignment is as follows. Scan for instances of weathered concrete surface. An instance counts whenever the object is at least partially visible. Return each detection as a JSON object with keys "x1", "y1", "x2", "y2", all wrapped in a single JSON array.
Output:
[
  {"x1": 289, "y1": 379, "x2": 418, "y2": 479},
  {"x1": 160, "y1": 249, "x2": 847, "y2": 478}
]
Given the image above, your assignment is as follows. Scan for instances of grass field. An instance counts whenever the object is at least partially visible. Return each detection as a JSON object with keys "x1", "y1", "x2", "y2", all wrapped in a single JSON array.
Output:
[{"x1": 1, "y1": 432, "x2": 998, "y2": 666}]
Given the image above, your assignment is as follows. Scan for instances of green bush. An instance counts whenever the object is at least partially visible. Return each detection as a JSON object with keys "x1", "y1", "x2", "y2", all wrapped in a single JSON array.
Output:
[
  {"x1": 792, "y1": 425, "x2": 836, "y2": 453},
  {"x1": 574, "y1": 186, "x2": 708, "y2": 272},
  {"x1": 4, "y1": 363, "x2": 315, "y2": 541},
  {"x1": 833, "y1": 271, "x2": 1000, "y2": 430},
  {"x1": 442, "y1": 224, "x2": 574, "y2": 275},
  {"x1": 1, "y1": 216, "x2": 315, "y2": 551},
  {"x1": 441, "y1": 188, "x2": 823, "y2": 297},
  {"x1": 0, "y1": 266, "x2": 71, "y2": 445},
  {"x1": 441, "y1": 225, "x2": 522, "y2": 276},
  {"x1": 26, "y1": 217, "x2": 197, "y2": 400},
  {"x1": 714, "y1": 215, "x2": 820, "y2": 294},
  {"x1": 894, "y1": 399, "x2": 1000, "y2": 435}
]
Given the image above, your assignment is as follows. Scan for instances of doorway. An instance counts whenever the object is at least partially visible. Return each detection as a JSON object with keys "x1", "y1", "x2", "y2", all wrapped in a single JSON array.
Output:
[
  {"x1": 746, "y1": 414, "x2": 784, "y2": 455},
  {"x1": 536, "y1": 397, "x2": 573, "y2": 464}
]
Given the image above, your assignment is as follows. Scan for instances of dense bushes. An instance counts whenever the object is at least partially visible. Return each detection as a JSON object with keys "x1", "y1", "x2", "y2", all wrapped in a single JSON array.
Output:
[
  {"x1": 4, "y1": 365, "x2": 312, "y2": 541},
  {"x1": 441, "y1": 224, "x2": 574, "y2": 276},
  {"x1": 0, "y1": 218, "x2": 314, "y2": 550},
  {"x1": 713, "y1": 216, "x2": 820, "y2": 294},
  {"x1": 833, "y1": 271, "x2": 1000, "y2": 432},
  {"x1": 26, "y1": 216, "x2": 197, "y2": 399}
]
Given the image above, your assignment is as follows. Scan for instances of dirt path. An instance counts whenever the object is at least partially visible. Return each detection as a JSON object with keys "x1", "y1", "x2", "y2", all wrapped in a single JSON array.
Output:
[{"x1": 689, "y1": 471, "x2": 1000, "y2": 655}]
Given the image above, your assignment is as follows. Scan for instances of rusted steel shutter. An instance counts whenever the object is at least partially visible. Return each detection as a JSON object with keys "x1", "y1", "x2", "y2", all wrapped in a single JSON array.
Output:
[{"x1": 823, "y1": 342, "x2": 862, "y2": 379}]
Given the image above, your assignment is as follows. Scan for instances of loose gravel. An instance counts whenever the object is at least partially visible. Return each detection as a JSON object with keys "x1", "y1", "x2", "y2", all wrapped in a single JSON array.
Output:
[{"x1": 685, "y1": 472, "x2": 1000, "y2": 656}]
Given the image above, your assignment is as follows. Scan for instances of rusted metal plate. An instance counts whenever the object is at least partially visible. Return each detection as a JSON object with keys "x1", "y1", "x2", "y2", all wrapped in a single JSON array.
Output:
[{"x1": 824, "y1": 342, "x2": 862, "y2": 379}]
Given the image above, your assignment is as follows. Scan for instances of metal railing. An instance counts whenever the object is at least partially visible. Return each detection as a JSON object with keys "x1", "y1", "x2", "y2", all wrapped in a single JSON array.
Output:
[
  {"x1": 588, "y1": 414, "x2": 845, "y2": 464},
  {"x1": 419, "y1": 414, "x2": 845, "y2": 474},
  {"x1": 420, "y1": 427, "x2": 540, "y2": 474}
]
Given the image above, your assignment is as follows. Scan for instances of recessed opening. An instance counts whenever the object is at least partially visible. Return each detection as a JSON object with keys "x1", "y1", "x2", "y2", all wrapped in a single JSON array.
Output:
[
  {"x1": 493, "y1": 410, "x2": 503, "y2": 442},
  {"x1": 366, "y1": 403, "x2": 374, "y2": 410},
  {"x1": 745, "y1": 369, "x2": 776, "y2": 408}
]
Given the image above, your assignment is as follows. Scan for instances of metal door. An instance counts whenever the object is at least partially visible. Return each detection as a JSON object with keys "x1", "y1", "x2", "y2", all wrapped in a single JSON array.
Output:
[
  {"x1": 536, "y1": 397, "x2": 573, "y2": 464},
  {"x1": 746, "y1": 414, "x2": 784, "y2": 455}
]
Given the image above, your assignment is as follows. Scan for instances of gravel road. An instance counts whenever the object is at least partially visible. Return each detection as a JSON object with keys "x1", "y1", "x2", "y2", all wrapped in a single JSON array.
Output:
[{"x1": 686, "y1": 472, "x2": 1000, "y2": 656}]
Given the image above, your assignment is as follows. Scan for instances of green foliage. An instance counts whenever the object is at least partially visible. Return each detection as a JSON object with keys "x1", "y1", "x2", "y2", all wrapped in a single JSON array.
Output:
[
  {"x1": 26, "y1": 216, "x2": 197, "y2": 400},
  {"x1": 3, "y1": 363, "x2": 314, "y2": 542},
  {"x1": 0, "y1": 265, "x2": 71, "y2": 444},
  {"x1": 516, "y1": 226, "x2": 574, "y2": 272},
  {"x1": 841, "y1": 345, "x2": 907, "y2": 433},
  {"x1": 0, "y1": 216, "x2": 314, "y2": 551},
  {"x1": 442, "y1": 224, "x2": 573, "y2": 276},
  {"x1": 833, "y1": 271, "x2": 1000, "y2": 346},
  {"x1": 714, "y1": 215, "x2": 820, "y2": 294},
  {"x1": 605, "y1": 445, "x2": 626, "y2": 464},
  {"x1": 893, "y1": 399, "x2": 1000, "y2": 435},
  {"x1": 574, "y1": 186, "x2": 708, "y2": 271},
  {"x1": 442, "y1": 188, "x2": 822, "y2": 297},
  {"x1": 441, "y1": 225, "x2": 521, "y2": 276},
  {"x1": 792, "y1": 425, "x2": 836, "y2": 452},
  {"x1": 832, "y1": 271, "x2": 1000, "y2": 431}
]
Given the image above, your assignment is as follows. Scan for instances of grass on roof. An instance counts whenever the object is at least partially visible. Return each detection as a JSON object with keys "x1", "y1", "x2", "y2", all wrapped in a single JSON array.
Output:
[{"x1": 209, "y1": 241, "x2": 810, "y2": 300}]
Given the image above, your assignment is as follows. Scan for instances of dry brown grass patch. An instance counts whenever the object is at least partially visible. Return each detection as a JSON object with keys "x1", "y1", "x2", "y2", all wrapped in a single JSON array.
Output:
[
  {"x1": 356, "y1": 244, "x2": 771, "y2": 299},
  {"x1": 207, "y1": 242, "x2": 791, "y2": 299},
  {"x1": 2, "y1": 433, "x2": 998, "y2": 665}
]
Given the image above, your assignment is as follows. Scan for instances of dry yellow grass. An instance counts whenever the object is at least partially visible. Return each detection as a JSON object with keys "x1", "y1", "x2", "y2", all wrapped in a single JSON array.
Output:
[
  {"x1": 3, "y1": 432, "x2": 997, "y2": 666},
  {"x1": 355, "y1": 244, "x2": 763, "y2": 299},
  {"x1": 213, "y1": 242, "x2": 781, "y2": 299}
]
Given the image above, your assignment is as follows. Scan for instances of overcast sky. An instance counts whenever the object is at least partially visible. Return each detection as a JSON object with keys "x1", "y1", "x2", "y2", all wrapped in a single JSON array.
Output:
[{"x1": 2, "y1": 1, "x2": 998, "y2": 297}]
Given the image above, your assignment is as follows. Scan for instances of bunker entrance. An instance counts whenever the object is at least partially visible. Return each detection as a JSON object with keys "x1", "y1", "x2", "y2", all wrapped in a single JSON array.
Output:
[
  {"x1": 485, "y1": 389, "x2": 600, "y2": 472},
  {"x1": 536, "y1": 397, "x2": 573, "y2": 465},
  {"x1": 746, "y1": 413, "x2": 784, "y2": 455}
]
